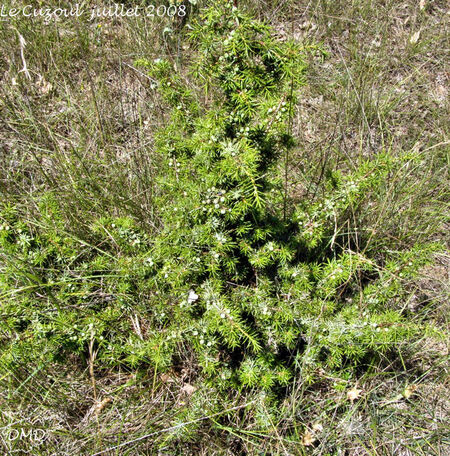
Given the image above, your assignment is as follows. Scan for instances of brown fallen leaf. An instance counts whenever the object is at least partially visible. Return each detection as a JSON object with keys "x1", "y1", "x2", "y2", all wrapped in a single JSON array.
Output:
[
  {"x1": 302, "y1": 430, "x2": 316, "y2": 446},
  {"x1": 347, "y1": 386, "x2": 362, "y2": 403},
  {"x1": 160, "y1": 372, "x2": 176, "y2": 383},
  {"x1": 403, "y1": 384, "x2": 418, "y2": 399},
  {"x1": 94, "y1": 397, "x2": 111, "y2": 416},
  {"x1": 410, "y1": 30, "x2": 421, "y2": 45},
  {"x1": 181, "y1": 383, "x2": 197, "y2": 395}
]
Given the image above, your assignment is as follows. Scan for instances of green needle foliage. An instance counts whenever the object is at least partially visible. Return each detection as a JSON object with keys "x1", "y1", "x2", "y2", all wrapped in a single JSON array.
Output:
[
  {"x1": 0, "y1": 1, "x2": 443, "y2": 407},
  {"x1": 130, "y1": 1, "x2": 442, "y2": 391},
  {"x1": 134, "y1": 2, "x2": 308, "y2": 387}
]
